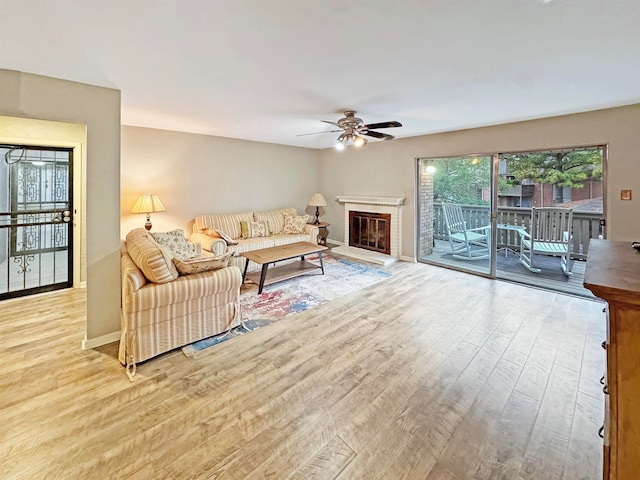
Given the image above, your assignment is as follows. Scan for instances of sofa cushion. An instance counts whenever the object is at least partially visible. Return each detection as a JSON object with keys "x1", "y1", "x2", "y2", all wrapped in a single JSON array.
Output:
[
  {"x1": 173, "y1": 251, "x2": 234, "y2": 275},
  {"x1": 283, "y1": 214, "x2": 310, "y2": 234},
  {"x1": 254, "y1": 208, "x2": 296, "y2": 235},
  {"x1": 240, "y1": 220, "x2": 269, "y2": 239},
  {"x1": 151, "y1": 229, "x2": 199, "y2": 260},
  {"x1": 226, "y1": 237, "x2": 277, "y2": 255},
  {"x1": 126, "y1": 228, "x2": 179, "y2": 284}
]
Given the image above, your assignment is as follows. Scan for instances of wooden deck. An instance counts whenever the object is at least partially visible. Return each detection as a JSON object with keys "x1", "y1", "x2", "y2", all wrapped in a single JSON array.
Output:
[{"x1": 424, "y1": 240, "x2": 594, "y2": 299}]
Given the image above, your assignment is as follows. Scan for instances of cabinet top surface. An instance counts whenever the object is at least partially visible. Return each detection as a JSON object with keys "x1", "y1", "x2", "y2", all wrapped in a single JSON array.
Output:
[{"x1": 584, "y1": 239, "x2": 640, "y2": 305}]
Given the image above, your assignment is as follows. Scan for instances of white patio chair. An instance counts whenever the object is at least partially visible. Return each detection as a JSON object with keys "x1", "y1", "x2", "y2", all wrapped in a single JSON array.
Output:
[
  {"x1": 518, "y1": 207, "x2": 573, "y2": 276},
  {"x1": 442, "y1": 203, "x2": 491, "y2": 260}
]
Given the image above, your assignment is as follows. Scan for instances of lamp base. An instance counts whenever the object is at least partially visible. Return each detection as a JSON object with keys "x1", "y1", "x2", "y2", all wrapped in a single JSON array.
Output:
[
  {"x1": 144, "y1": 213, "x2": 152, "y2": 230},
  {"x1": 314, "y1": 206, "x2": 320, "y2": 225}
]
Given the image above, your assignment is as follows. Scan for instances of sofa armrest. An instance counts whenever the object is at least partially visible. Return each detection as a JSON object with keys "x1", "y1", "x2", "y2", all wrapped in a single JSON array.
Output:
[
  {"x1": 121, "y1": 242, "x2": 147, "y2": 297},
  {"x1": 304, "y1": 223, "x2": 320, "y2": 244},
  {"x1": 191, "y1": 232, "x2": 227, "y2": 255}
]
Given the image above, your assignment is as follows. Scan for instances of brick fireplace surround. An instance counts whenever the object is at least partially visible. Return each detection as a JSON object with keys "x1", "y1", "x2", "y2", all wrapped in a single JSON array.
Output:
[{"x1": 333, "y1": 195, "x2": 406, "y2": 265}]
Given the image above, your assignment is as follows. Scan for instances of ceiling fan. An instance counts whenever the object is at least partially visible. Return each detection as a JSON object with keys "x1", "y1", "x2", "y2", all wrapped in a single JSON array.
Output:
[{"x1": 299, "y1": 110, "x2": 402, "y2": 149}]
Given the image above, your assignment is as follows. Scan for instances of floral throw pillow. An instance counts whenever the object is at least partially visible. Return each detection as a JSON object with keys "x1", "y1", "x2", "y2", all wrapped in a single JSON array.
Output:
[
  {"x1": 173, "y1": 251, "x2": 234, "y2": 275},
  {"x1": 240, "y1": 220, "x2": 269, "y2": 239},
  {"x1": 283, "y1": 215, "x2": 309, "y2": 234},
  {"x1": 150, "y1": 229, "x2": 199, "y2": 261}
]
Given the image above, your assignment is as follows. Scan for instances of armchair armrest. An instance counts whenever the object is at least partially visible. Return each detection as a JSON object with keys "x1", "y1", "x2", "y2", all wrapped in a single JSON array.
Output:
[
  {"x1": 517, "y1": 229, "x2": 532, "y2": 240},
  {"x1": 468, "y1": 224, "x2": 490, "y2": 234},
  {"x1": 191, "y1": 232, "x2": 227, "y2": 255}
]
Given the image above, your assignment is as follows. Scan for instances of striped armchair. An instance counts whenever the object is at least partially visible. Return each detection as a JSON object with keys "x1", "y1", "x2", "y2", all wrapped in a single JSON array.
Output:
[{"x1": 119, "y1": 229, "x2": 242, "y2": 381}]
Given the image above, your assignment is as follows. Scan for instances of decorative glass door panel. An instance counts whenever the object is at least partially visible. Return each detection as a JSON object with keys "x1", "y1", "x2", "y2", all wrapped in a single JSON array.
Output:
[{"x1": 0, "y1": 146, "x2": 73, "y2": 300}]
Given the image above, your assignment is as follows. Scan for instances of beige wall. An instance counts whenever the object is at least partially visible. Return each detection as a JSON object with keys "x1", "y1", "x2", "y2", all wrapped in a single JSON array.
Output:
[
  {"x1": 319, "y1": 104, "x2": 640, "y2": 258},
  {"x1": 0, "y1": 70, "x2": 121, "y2": 342},
  {"x1": 121, "y1": 126, "x2": 320, "y2": 236}
]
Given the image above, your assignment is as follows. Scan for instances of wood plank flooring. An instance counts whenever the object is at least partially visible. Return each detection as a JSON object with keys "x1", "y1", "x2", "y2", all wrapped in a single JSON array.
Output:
[{"x1": 0, "y1": 258, "x2": 606, "y2": 479}]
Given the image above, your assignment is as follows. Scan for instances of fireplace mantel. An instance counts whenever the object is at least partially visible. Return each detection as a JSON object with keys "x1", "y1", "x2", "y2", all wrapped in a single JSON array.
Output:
[{"x1": 336, "y1": 195, "x2": 406, "y2": 206}]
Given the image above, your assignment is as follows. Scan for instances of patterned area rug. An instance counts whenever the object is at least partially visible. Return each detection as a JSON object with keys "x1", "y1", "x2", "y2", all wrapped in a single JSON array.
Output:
[
  {"x1": 182, "y1": 254, "x2": 391, "y2": 356},
  {"x1": 181, "y1": 319, "x2": 272, "y2": 357}
]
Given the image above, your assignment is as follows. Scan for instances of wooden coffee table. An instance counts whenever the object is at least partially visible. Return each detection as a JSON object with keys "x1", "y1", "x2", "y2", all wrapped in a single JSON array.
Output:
[{"x1": 240, "y1": 241, "x2": 328, "y2": 294}]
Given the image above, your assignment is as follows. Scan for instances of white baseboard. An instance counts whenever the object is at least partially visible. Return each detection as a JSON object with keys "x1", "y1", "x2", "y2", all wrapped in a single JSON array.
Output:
[
  {"x1": 82, "y1": 330, "x2": 120, "y2": 349},
  {"x1": 399, "y1": 255, "x2": 416, "y2": 263}
]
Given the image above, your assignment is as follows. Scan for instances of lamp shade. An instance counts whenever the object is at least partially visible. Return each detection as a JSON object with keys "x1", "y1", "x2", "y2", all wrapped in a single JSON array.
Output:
[
  {"x1": 131, "y1": 194, "x2": 166, "y2": 214},
  {"x1": 308, "y1": 193, "x2": 327, "y2": 207}
]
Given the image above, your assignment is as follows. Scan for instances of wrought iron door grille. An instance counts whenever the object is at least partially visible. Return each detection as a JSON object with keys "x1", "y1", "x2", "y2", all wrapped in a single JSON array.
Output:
[{"x1": 1, "y1": 146, "x2": 73, "y2": 299}]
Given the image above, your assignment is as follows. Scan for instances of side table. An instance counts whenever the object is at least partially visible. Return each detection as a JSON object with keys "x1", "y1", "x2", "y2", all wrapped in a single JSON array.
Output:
[
  {"x1": 311, "y1": 222, "x2": 330, "y2": 246},
  {"x1": 497, "y1": 223, "x2": 526, "y2": 257}
]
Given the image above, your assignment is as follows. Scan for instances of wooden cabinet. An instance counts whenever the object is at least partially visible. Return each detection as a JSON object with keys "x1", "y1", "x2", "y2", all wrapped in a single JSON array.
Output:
[{"x1": 584, "y1": 239, "x2": 640, "y2": 480}]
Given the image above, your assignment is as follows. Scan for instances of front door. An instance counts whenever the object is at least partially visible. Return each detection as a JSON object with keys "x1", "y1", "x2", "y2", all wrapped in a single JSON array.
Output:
[{"x1": 0, "y1": 145, "x2": 73, "y2": 300}]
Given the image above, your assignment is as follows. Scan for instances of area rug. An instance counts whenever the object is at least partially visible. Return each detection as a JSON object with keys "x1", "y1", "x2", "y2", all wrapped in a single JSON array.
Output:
[
  {"x1": 182, "y1": 254, "x2": 391, "y2": 355},
  {"x1": 181, "y1": 319, "x2": 272, "y2": 357}
]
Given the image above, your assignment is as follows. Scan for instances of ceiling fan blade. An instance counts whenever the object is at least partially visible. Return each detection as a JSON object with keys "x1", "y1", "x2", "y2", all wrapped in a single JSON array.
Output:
[
  {"x1": 321, "y1": 120, "x2": 342, "y2": 127},
  {"x1": 296, "y1": 129, "x2": 342, "y2": 137},
  {"x1": 362, "y1": 121, "x2": 402, "y2": 129},
  {"x1": 362, "y1": 130, "x2": 395, "y2": 140}
]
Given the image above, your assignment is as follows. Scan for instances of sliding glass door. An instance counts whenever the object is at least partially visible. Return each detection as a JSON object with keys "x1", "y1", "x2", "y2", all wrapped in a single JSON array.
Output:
[
  {"x1": 493, "y1": 146, "x2": 605, "y2": 297},
  {"x1": 417, "y1": 155, "x2": 495, "y2": 277},
  {"x1": 416, "y1": 146, "x2": 605, "y2": 297}
]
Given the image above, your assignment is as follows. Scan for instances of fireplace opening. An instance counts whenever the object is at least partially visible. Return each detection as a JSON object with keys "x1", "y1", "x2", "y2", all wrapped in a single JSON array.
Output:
[{"x1": 349, "y1": 211, "x2": 391, "y2": 255}]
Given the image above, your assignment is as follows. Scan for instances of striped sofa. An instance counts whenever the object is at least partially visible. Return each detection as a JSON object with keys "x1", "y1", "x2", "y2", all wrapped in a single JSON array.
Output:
[
  {"x1": 191, "y1": 208, "x2": 319, "y2": 273},
  {"x1": 119, "y1": 228, "x2": 242, "y2": 380}
]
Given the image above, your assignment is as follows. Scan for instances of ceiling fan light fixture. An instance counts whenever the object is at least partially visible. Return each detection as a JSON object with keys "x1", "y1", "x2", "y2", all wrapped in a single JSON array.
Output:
[
  {"x1": 303, "y1": 111, "x2": 402, "y2": 148},
  {"x1": 352, "y1": 135, "x2": 367, "y2": 147},
  {"x1": 335, "y1": 133, "x2": 349, "y2": 150}
]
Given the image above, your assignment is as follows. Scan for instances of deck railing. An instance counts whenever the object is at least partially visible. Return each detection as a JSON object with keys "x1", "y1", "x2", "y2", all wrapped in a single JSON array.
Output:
[{"x1": 433, "y1": 204, "x2": 602, "y2": 261}]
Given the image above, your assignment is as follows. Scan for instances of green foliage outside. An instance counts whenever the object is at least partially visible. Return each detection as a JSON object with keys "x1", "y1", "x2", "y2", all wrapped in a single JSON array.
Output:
[
  {"x1": 427, "y1": 149, "x2": 603, "y2": 206},
  {"x1": 429, "y1": 156, "x2": 512, "y2": 205},
  {"x1": 501, "y1": 150, "x2": 603, "y2": 188}
]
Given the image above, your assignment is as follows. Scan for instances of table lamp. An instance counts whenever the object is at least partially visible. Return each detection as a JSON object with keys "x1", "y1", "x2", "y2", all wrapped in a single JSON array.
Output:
[
  {"x1": 131, "y1": 193, "x2": 165, "y2": 230},
  {"x1": 308, "y1": 193, "x2": 327, "y2": 225}
]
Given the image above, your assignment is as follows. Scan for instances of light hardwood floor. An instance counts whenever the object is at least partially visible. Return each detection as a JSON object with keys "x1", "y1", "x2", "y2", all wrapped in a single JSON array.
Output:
[{"x1": 0, "y1": 259, "x2": 606, "y2": 479}]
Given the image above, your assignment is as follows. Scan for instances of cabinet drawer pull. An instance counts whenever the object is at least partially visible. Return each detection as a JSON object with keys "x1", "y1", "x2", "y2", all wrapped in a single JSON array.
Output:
[
  {"x1": 603, "y1": 384, "x2": 609, "y2": 395},
  {"x1": 599, "y1": 425, "x2": 604, "y2": 438}
]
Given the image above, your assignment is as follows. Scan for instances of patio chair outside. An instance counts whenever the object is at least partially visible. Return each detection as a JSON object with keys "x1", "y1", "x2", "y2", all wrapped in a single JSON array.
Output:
[
  {"x1": 442, "y1": 203, "x2": 491, "y2": 261},
  {"x1": 518, "y1": 207, "x2": 573, "y2": 276}
]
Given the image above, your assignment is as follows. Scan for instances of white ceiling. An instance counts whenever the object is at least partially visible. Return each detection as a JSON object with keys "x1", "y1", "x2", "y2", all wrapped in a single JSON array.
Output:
[{"x1": 2, "y1": 1, "x2": 640, "y2": 149}]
